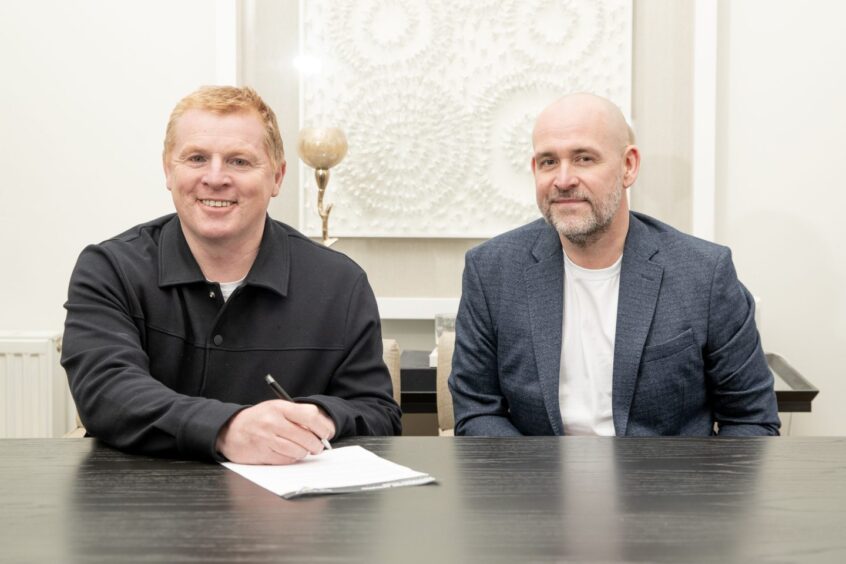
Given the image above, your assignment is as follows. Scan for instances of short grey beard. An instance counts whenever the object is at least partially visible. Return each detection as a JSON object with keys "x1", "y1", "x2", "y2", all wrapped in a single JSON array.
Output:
[
  {"x1": 542, "y1": 182, "x2": 623, "y2": 248},
  {"x1": 544, "y1": 209, "x2": 610, "y2": 247}
]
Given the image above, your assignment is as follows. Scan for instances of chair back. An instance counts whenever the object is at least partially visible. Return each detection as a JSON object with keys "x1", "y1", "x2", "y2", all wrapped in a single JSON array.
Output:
[
  {"x1": 381, "y1": 338, "x2": 402, "y2": 405},
  {"x1": 436, "y1": 331, "x2": 456, "y2": 435}
]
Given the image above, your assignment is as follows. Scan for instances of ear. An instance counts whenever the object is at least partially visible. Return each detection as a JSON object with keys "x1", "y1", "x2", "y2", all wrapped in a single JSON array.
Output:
[
  {"x1": 621, "y1": 145, "x2": 640, "y2": 188},
  {"x1": 271, "y1": 160, "x2": 286, "y2": 197},
  {"x1": 530, "y1": 156, "x2": 537, "y2": 175},
  {"x1": 163, "y1": 155, "x2": 172, "y2": 192}
]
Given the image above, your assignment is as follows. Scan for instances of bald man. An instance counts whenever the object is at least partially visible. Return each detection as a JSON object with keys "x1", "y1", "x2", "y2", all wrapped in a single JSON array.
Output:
[{"x1": 448, "y1": 93, "x2": 780, "y2": 437}]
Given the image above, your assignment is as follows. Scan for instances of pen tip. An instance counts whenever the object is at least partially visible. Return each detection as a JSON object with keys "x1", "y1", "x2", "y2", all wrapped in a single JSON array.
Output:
[{"x1": 264, "y1": 374, "x2": 274, "y2": 384}]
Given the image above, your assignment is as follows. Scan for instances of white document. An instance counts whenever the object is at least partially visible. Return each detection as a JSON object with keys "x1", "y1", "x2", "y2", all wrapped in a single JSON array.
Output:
[{"x1": 222, "y1": 445, "x2": 436, "y2": 499}]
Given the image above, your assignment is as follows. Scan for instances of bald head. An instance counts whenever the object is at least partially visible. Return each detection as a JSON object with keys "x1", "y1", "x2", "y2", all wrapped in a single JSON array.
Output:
[
  {"x1": 533, "y1": 93, "x2": 634, "y2": 151},
  {"x1": 530, "y1": 92, "x2": 641, "y2": 253}
]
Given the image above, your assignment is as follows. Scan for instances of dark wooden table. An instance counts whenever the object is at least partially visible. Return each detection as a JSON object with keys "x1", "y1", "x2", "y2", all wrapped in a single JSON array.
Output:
[
  {"x1": 2, "y1": 437, "x2": 845, "y2": 563},
  {"x1": 402, "y1": 351, "x2": 819, "y2": 413}
]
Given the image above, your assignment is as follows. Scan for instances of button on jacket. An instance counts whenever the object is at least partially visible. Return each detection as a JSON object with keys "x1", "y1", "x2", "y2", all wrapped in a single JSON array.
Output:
[{"x1": 62, "y1": 214, "x2": 401, "y2": 460}]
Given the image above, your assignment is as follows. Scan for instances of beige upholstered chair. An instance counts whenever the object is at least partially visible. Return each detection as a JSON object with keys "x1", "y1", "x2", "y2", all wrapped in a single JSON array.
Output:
[
  {"x1": 436, "y1": 331, "x2": 456, "y2": 436},
  {"x1": 64, "y1": 415, "x2": 86, "y2": 438},
  {"x1": 381, "y1": 338, "x2": 402, "y2": 406}
]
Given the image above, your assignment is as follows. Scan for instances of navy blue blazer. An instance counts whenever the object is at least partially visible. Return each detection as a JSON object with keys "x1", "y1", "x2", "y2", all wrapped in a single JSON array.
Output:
[{"x1": 449, "y1": 212, "x2": 780, "y2": 436}]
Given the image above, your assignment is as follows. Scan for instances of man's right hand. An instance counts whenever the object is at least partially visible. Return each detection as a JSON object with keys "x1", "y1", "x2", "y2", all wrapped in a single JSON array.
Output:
[{"x1": 215, "y1": 400, "x2": 336, "y2": 465}]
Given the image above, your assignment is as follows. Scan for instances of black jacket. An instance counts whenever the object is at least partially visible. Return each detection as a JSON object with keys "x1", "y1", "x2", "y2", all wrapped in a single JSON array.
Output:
[{"x1": 62, "y1": 214, "x2": 401, "y2": 460}]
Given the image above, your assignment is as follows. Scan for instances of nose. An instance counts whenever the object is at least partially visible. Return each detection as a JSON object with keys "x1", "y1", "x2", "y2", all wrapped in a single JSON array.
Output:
[
  {"x1": 553, "y1": 162, "x2": 578, "y2": 191},
  {"x1": 202, "y1": 156, "x2": 231, "y2": 188}
]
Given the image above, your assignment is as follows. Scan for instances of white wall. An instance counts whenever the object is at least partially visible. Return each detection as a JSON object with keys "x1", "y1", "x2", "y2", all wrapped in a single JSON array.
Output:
[
  {"x1": 0, "y1": 0, "x2": 221, "y2": 332},
  {"x1": 2, "y1": 0, "x2": 842, "y2": 434},
  {"x1": 717, "y1": 0, "x2": 846, "y2": 434}
]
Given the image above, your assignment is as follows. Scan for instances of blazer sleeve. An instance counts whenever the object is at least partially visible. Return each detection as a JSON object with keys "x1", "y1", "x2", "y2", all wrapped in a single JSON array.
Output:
[
  {"x1": 62, "y1": 246, "x2": 244, "y2": 460},
  {"x1": 706, "y1": 248, "x2": 780, "y2": 436},
  {"x1": 449, "y1": 251, "x2": 523, "y2": 436},
  {"x1": 299, "y1": 273, "x2": 402, "y2": 437}
]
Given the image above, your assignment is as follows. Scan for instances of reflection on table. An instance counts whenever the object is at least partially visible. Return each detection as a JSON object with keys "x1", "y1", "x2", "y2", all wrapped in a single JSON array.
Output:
[{"x1": 2, "y1": 436, "x2": 845, "y2": 563}]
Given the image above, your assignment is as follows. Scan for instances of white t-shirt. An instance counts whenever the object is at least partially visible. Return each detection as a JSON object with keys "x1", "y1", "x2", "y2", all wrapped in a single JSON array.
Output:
[
  {"x1": 559, "y1": 250, "x2": 622, "y2": 436},
  {"x1": 218, "y1": 277, "x2": 245, "y2": 302}
]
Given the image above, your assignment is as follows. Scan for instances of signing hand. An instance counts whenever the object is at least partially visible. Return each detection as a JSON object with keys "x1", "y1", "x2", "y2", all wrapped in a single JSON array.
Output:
[{"x1": 215, "y1": 400, "x2": 336, "y2": 465}]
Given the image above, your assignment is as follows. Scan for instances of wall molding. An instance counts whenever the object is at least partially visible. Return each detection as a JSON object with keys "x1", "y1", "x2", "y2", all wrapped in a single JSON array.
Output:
[
  {"x1": 376, "y1": 298, "x2": 460, "y2": 320},
  {"x1": 692, "y1": 0, "x2": 717, "y2": 241},
  {"x1": 215, "y1": 0, "x2": 239, "y2": 85}
]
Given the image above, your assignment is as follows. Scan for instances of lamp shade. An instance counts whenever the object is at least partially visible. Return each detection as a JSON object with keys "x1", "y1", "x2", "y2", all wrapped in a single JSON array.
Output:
[{"x1": 297, "y1": 127, "x2": 348, "y2": 169}]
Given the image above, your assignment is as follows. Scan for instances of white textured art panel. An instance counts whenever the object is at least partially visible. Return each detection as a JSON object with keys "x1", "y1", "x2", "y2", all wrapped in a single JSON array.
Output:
[{"x1": 300, "y1": 0, "x2": 632, "y2": 238}]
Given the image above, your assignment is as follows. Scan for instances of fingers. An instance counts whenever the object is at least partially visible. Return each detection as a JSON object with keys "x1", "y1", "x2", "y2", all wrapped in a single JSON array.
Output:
[
  {"x1": 269, "y1": 412, "x2": 326, "y2": 455},
  {"x1": 278, "y1": 401, "x2": 336, "y2": 443},
  {"x1": 215, "y1": 401, "x2": 335, "y2": 465},
  {"x1": 216, "y1": 406, "x2": 305, "y2": 465}
]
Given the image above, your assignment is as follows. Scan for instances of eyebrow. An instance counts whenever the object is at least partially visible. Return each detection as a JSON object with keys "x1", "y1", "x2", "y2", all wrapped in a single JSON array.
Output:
[
  {"x1": 534, "y1": 146, "x2": 600, "y2": 159},
  {"x1": 569, "y1": 146, "x2": 600, "y2": 155},
  {"x1": 175, "y1": 144, "x2": 206, "y2": 157},
  {"x1": 533, "y1": 151, "x2": 557, "y2": 160},
  {"x1": 176, "y1": 144, "x2": 259, "y2": 158}
]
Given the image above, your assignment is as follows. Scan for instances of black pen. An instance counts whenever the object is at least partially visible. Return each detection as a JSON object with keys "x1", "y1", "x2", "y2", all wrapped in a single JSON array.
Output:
[{"x1": 264, "y1": 374, "x2": 332, "y2": 450}]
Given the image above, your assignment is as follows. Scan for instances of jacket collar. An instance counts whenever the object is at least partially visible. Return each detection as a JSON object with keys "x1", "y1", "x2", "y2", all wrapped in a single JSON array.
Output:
[
  {"x1": 527, "y1": 214, "x2": 665, "y2": 436},
  {"x1": 531, "y1": 219, "x2": 563, "y2": 262},
  {"x1": 611, "y1": 213, "x2": 663, "y2": 435},
  {"x1": 525, "y1": 221, "x2": 566, "y2": 434},
  {"x1": 158, "y1": 214, "x2": 290, "y2": 297}
]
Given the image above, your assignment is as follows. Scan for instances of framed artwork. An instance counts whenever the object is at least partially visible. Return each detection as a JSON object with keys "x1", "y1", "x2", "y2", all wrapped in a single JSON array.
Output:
[{"x1": 299, "y1": 0, "x2": 632, "y2": 238}]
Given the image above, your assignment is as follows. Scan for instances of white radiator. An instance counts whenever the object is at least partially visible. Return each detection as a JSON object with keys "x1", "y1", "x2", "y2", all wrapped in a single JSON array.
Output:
[{"x1": 0, "y1": 332, "x2": 76, "y2": 438}]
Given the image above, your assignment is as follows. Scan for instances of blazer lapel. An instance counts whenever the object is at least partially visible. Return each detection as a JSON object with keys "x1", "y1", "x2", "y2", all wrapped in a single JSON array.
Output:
[
  {"x1": 524, "y1": 226, "x2": 565, "y2": 435},
  {"x1": 612, "y1": 216, "x2": 663, "y2": 435}
]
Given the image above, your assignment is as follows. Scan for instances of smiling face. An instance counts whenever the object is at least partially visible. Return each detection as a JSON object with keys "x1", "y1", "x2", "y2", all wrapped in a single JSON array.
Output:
[
  {"x1": 531, "y1": 94, "x2": 639, "y2": 248},
  {"x1": 163, "y1": 109, "x2": 285, "y2": 253}
]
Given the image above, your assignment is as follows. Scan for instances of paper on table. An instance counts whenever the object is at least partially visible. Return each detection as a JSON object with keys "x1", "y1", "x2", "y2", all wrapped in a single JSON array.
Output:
[{"x1": 222, "y1": 445, "x2": 436, "y2": 499}]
